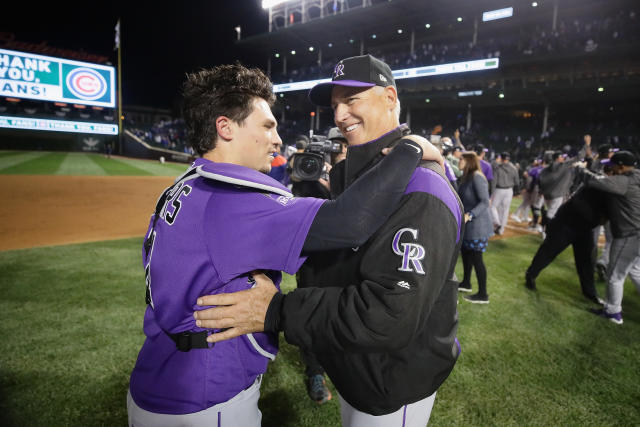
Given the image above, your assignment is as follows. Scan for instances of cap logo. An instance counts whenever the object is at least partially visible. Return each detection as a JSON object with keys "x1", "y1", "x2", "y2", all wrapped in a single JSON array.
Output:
[
  {"x1": 379, "y1": 73, "x2": 387, "y2": 82},
  {"x1": 333, "y1": 63, "x2": 345, "y2": 78}
]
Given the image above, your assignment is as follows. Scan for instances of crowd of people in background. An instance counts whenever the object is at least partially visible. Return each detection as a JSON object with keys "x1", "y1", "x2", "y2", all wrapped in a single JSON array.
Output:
[
  {"x1": 266, "y1": 125, "x2": 639, "y2": 325},
  {"x1": 272, "y1": 9, "x2": 638, "y2": 84},
  {"x1": 129, "y1": 118, "x2": 194, "y2": 155}
]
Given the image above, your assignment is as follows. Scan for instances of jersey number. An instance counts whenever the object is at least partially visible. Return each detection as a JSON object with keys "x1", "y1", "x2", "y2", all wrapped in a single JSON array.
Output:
[{"x1": 163, "y1": 184, "x2": 192, "y2": 225}]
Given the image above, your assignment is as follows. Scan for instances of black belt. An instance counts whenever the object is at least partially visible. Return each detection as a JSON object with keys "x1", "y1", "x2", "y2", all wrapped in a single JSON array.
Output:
[
  {"x1": 496, "y1": 186, "x2": 512, "y2": 189},
  {"x1": 167, "y1": 331, "x2": 211, "y2": 352}
]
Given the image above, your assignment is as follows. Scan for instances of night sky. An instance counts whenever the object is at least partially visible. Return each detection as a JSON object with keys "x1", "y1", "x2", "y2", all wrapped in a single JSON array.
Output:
[{"x1": 1, "y1": 1, "x2": 269, "y2": 109}]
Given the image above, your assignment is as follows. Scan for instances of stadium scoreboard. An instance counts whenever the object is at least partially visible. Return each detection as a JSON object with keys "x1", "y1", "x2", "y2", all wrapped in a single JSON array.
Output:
[{"x1": 0, "y1": 48, "x2": 116, "y2": 108}]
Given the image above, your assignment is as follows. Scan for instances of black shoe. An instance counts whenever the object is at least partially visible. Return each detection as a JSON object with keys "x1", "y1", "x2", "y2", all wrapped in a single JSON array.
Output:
[
  {"x1": 458, "y1": 282, "x2": 472, "y2": 293},
  {"x1": 596, "y1": 263, "x2": 607, "y2": 282},
  {"x1": 525, "y1": 271, "x2": 536, "y2": 290},
  {"x1": 306, "y1": 374, "x2": 332, "y2": 404},
  {"x1": 463, "y1": 293, "x2": 489, "y2": 304},
  {"x1": 587, "y1": 295, "x2": 605, "y2": 306}
]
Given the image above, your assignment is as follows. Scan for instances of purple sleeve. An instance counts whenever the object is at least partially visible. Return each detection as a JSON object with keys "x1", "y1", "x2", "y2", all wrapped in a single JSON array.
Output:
[{"x1": 204, "y1": 191, "x2": 324, "y2": 283}]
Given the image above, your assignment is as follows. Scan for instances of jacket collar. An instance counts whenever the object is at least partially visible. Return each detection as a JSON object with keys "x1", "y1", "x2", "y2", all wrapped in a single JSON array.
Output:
[
  {"x1": 344, "y1": 124, "x2": 410, "y2": 186},
  {"x1": 192, "y1": 157, "x2": 292, "y2": 197}
]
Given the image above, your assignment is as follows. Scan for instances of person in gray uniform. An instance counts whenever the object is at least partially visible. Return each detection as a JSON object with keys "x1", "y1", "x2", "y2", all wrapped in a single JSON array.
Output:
[
  {"x1": 577, "y1": 151, "x2": 640, "y2": 324},
  {"x1": 491, "y1": 152, "x2": 519, "y2": 235}
]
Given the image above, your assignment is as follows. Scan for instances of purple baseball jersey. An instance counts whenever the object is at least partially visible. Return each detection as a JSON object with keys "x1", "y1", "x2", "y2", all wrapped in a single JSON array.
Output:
[
  {"x1": 444, "y1": 161, "x2": 457, "y2": 183},
  {"x1": 129, "y1": 158, "x2": 324, "y2": 414},
  {"x1": 528, "y1": 165, "x2": 543, "y2": 180},
  {"x1": 480, "y1": 159, "x2": 493, "y2": 181}
]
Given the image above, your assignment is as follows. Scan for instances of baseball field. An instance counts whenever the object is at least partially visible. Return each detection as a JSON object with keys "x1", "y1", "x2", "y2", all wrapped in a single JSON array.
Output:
[{"x1": 0, "y1": 150, "x2": 638, "y2": 426}]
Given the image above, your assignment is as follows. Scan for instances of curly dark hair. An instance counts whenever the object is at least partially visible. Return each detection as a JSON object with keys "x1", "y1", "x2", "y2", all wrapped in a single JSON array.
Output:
[{"x1": 182, "y1": 64, "x2": 276, "y2": 156}]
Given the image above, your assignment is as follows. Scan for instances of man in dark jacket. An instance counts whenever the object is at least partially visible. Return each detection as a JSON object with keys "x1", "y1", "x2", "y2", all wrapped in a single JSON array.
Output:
[
  {"x1": 195, "y1": 54, "x2": 463, "y2": 426},
  {"x1": 578, "y1": 151, "x2": 640, "y2": 324},
  {"x1": 524, "y1": 184, "x2": 608, "y2": 304}
]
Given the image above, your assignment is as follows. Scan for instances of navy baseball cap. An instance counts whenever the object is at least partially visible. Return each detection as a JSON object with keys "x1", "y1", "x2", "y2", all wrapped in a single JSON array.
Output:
[
  {"x1": 308, "y1": 54, "x2": 396, "y2": 107},
  {"x1": 609, "y1": 150, "x2": 637, "y2": 167}
]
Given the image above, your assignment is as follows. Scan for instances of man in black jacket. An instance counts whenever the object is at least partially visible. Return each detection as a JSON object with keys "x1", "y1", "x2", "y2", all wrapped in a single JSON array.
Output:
[
  {"x1": 195, "y1": 55, "x2": 463, "y2": 426},
  {"x1": 524, "y1": 185, "x2": 608, "y2": 304}
]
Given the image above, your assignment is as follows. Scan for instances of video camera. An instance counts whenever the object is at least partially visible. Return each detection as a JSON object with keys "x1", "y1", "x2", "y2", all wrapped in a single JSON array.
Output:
[{"x1": 289, "y1": 135, "x2": 343, "y2": 181}]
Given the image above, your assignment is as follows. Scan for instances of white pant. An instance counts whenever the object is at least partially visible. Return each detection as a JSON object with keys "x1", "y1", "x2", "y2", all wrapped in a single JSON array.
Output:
[
  {"x1": 339, "y1": 392, "x2": 436, "y2": 427},
  {"x1": 544, "y1": 197, "x2": 563, "y2": 221},
  {"x1": 597, "y1": 222, "x2": 613, "y2": 266},
  {"x1": 127, "y1": 376, "x2": 262, "y2": 427},
  {"x1": 491, "y1": 188, "x2": 513, "y2": 233}
]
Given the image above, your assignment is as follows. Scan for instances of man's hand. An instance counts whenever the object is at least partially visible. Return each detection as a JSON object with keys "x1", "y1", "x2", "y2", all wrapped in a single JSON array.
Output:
[
  {"x1": 193, "y1": 272, "x2": 277, "y2": 343},
  {"x1": 382, "y1": 134, "x2": 445, "y2": 170}
]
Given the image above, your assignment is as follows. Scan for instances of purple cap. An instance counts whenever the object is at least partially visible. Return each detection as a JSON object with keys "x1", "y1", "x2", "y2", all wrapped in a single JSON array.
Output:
[{"x1": 309, "y1": 54, "x2": 396, "y2": 107}]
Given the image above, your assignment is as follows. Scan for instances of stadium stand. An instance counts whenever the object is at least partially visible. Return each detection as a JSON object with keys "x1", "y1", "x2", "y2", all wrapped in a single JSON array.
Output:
[{"x1": 238, "y1": 0, "x2": 640, "y2": 159}]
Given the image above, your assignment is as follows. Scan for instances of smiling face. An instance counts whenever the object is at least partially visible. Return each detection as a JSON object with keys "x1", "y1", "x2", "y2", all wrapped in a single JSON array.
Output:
[
  {"x1": 330, "y1": 85, "x2": 399, "y2": 146},
  {"x1": 227, "y1": 97, "x2": 282, "y2": 173}
]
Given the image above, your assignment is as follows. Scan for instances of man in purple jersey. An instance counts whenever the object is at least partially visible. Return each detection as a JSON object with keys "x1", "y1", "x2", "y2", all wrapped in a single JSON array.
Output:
[
  {"x1": 475, "y1": 144, "x2": 494, "y2": 193},
  {"x1": 127, "y1": 64, "x2": 440, "y2": 426},
  {"x1": 195, "y1": 55, "x2": 463, "y2": 427}
]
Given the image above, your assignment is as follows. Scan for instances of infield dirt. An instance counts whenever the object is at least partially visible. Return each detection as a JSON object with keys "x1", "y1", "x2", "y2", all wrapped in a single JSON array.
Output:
[
  {"x1": 0, "y1": 175, "x2": 174, "y2": 251},
  {"x1": 1, "y1": 174, "x2": 545, "y2": 252}
]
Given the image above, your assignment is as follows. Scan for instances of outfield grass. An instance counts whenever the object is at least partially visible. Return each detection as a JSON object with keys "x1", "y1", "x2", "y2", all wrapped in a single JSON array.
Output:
[
  {"x1": 0, "y1": 150, "x2": 187, "y2": 176},
  {"x1": 1, "y1": 235, "x2": 639, "y2": 426}
]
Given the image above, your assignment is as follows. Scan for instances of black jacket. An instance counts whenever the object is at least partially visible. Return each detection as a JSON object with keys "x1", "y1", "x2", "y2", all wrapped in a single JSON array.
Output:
[{"x1": 267, "y1": 125, "x2": 463, "y2": 415}]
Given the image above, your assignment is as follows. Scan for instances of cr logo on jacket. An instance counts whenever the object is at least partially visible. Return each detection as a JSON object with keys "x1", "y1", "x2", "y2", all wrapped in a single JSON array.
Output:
[{"x1": 392, "y1": 227, "x2": 426, "y2": 275}]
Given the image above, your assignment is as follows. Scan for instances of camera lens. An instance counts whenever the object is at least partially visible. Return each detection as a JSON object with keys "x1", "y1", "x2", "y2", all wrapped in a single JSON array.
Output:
[{"x1": 300, "y1": 158, "x2": 320, "y2": 176}]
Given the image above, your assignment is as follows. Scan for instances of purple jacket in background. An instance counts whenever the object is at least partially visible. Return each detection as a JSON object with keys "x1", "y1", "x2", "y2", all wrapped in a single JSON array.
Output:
[
  {"x1": 480, "y1": 159, "x2": 493, "y2": 181},
  {"x1": 129, "y1": 158, "x2": 323, "y2": 414},
  {"x1": 445, "y1": 161, "x2": 457, "y2": 183}
]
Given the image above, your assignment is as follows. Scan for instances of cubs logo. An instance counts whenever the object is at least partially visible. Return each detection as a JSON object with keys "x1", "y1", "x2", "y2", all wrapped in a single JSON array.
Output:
[
  {"x1": 66, "y1": 67, "x2": 107, "y2": 101},
  {"x1": 392, "y1": 227, "x2": 425, "y2": 275}
]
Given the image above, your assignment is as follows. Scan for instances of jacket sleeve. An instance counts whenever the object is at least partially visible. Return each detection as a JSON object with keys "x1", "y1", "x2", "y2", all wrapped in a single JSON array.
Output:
[
  {"x1": 274, "y1": 193, "x2": 461, "y2": 353},
  {"x1": 581, "y1": 169, "x2": 629, "y2": 195},
  {"x1": 303, "y1": 139, "x2": 422, "y2": 252},
  {"x1": 469, "y1": 173, "x2": 490, "y2": 218}
]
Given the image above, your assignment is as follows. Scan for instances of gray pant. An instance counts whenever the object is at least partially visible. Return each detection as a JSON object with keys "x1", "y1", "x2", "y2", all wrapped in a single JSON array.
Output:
[
  {"x1": 605, "y1": 234, "x2": 640, "y2": 314},
  {"x1": 339, "y1": 391, "x2": 436, "y2": 427},
  {"x1": 491, "y1": 188, "x2": 513, "y2": 233},
  {"x1": 127, "y1": 376, "x2": 262, "y2": 427}
]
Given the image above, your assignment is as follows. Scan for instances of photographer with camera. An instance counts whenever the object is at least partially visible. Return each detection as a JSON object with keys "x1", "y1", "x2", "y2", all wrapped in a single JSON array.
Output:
[{"x1": 289, "y1": 127, "x2": 347, "y2": 403}]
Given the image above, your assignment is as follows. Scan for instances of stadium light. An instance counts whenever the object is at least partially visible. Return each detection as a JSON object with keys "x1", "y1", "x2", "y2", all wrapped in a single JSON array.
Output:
[
  {"x1": 598, "y1": 87, "x2": 604, "y2": 92},
  {"x1": 499, "y1": 93, "x2": 505, "y2": 98},
  {"x1": 425, "y1": 98, "x2": 430, "y2": 103},
  {"x1": 275, "y1": 53, "x2": 280, "y2": 58},
  {"x1": 531, "y1": 2, "x2": 538, "y2": 7},
  {"x1": 262, "y1": 0, "x2": 292, "y2": 8},
  {"x1": 425, "y1": 23, "x2": 431, "y2": 29},
  {"x1": 273, "y1": 58, "x2": 500, "y2": 93},
  {"x1": 459, "y1": 90, "x2": 483, "y2": 97},
  {"x1": 372, "y1": 34, "x2": 377, "y2": 39},
  {"x1": 457, "y1": 17, "x2": 463, "y2": 22},
  {"x1": 482, "y1": 7, "x2": 514, "y2": 22},
  {"x1": 279, "y1": 93, "x2": 284, "y2": 97},
  {"x1": 349, "y1": 39, "x2": 354, "y2": 43},
  {"x1": 291, "y1": 50, "x2": 296, "y2": 55},
  {"x1": 309, "y1": 46, "x2": 314, "y2": 52},
  {"x1": 328, "y1": 43, "x2": 333, "y2": 47},
  {"x1": 397, "y1": 29, "x2": 403, "y2": 34}
]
